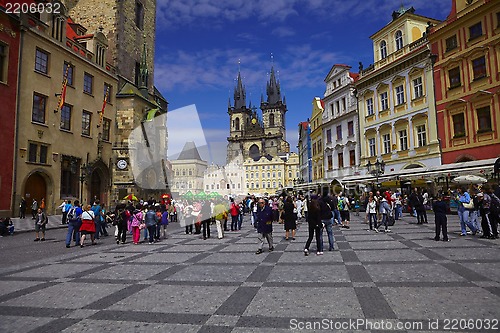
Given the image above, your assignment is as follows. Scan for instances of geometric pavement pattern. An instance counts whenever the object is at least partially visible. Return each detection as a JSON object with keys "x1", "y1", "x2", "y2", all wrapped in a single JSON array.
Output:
[{"x1": 0, "y1": 214, "x2": 499, "y2": 333}]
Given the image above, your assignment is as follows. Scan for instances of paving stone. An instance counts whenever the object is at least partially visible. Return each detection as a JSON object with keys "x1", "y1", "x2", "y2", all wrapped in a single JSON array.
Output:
[
  {"x1": 197, "y1": 252, "x2": 266, "y2": 264},
  {"x1": 6, "y1": 264, "x2": 97, "y2": 279},
  {"x1": 243, "y1": 287, "x2": 363, "y2": 318},
  {"x1": 380, "y1": 287, "x2": 500, "y2": 319},
  {"x1": 61, "y1": 318, "x2": 200, "y2": 333},
  {"x1": 107, "y1": 285, "x2": 238, "y2": 315},
  {"x1": 355, "y1": 249, "x2": 430, "y2": 263},
  {"x1": 84, "y1": 264, "x2": 170, "y2": 281},
  {"x1": 0, "y1": 315, "x2": 55, "y2": 333},
  {"x1": 267, "y1": 265, "x2": 350, "y2": 283},
  {"x1": 165, "y1": 265, "x2": 256, "y2": 283},
  {"x1": 3, "y1": 282, "x2": 127, "y2": 309},
  {"x1": 365, "y1": 263, "x2": 467, "y2": 283},
  {"x1": 129, "y1": 252, "x2": 201, "y2": 264},
  {"x1": 0, "y1": 280, "x2": 44, "y2": 297}
]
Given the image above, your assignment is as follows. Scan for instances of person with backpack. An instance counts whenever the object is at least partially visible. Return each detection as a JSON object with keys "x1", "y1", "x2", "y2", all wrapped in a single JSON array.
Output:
[
  {"x1": 65, "y1": 200, "x2": 82, "y2": 248},
  {"x1": 338, "y1": 192, "x2": 351, "y2": 229},
  {"x1": 304, "y1": 197, "x2": 323, "y2": 256},
  {"x1": 144, "y1": 205, "x2": 159, "y2": 244},
  {"x1": 34, "y1": 208, "x2": 47, "y2": 241},
  {"x1": 115, "y1": 204, "x2": 130, "y2": 244},
  {"x1": 378, "y1": 196, "x2": 392, "y2": 233},
  {"x1": 91, "y1": 200, "x2": 106, "y2": 239}
]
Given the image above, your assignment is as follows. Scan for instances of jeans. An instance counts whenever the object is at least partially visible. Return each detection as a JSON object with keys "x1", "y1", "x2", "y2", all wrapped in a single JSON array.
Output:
[
  {"x1": 322, "y1": 218, "x2": 335, "y2": 250},
  {"x1": 202, "y1": 219, "x2": 211, "y2": 239},
  {"x1": 143, "y1": 227, "x2": 149, "y2": 240},
  {"x1": 470, "y1": 210, "x2": 481, "y2": 232},
  {"x1": 381, "y1": 214, "x2": 389, "y2": 230},
  {"x1": 65, "y1": 220, "x2": 81, "y2": 246},
  {"x1": 457, "y1": 209, "x2": 476, "y2": 235},
  {"x1": 231, "y1": 215, "x2": 238, "y2": 231},
  {"x1": 147, "y1": 225, "x2": 156, "y2": 243},
  {"x1": 368, "y1": 213, "x2": 377, "y2": 230},
  {"x1": 394, "y1": 205, "x2": 402, "y2": 220},
  {"x1": 237, "y1": 214, "x2": 243, "y2": 230},
  {"x1": 332, "y1": 209, "x2": 342, "y2": 225},
  {"x1": 305, "y1": 225, "x2": 322, "y2": 252}
]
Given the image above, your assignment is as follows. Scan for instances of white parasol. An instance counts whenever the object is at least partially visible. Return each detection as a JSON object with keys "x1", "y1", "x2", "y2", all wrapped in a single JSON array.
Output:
[{"x1": 452, "y1": 175, "x2": 487, "y2": 184}]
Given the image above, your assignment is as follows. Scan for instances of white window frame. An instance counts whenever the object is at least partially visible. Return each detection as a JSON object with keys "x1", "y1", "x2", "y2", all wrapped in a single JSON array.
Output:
[
  {"x1": 413, "y1": 77, "x2": 423, "y2": 99},
  {"x1": 383, "y1": 134, "x2": 391, "y2": 154},
  {"x1": 417, "y1": 125, "x2": 427, "y2": 147},
  {"x1": 396, "y1": 85, "x2": 404, "y2": 105},
  {"x1": 368, "y1": 138, "x2": 376, "y2": 157},
  {"x1": 399, "y1": 129, "x2": 408, "y2": 151},
  {"x1": 380, "y1": 92, "x2": 388, "y2": 110}
]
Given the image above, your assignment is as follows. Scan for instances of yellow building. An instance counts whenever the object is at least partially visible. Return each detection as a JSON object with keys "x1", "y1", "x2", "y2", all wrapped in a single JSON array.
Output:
[
  {"x1": 428, "y1": 0, "x2": 500, "y2": 164},
  {"x1": 14, "y1": 8, "x2": 118, "y2": 214},
  {"x1": 310, "y1": 97, "x2": 324, "y2": 181},
  {"x1": 355, "y1": 6, "x2": 441, "y2": 186},
  {"x1": 243, "y1": 153, "x2": 299, "y2": 195}
]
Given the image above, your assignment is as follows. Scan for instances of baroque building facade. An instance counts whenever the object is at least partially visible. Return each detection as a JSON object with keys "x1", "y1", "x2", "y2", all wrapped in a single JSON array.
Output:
[
  {"x1": 10, "y1": 3, "x2": 118, "y2": 215},
  {"x1": 355, "y1": 7, "x2": 441, "y2": 185},
  {"x1": 310, "y1": 97, "x2": 324, "y2": 181},
  {"x1": 203, "y1": 156, "x2": 245, "y2": 197},
  {"x1": 322, "y1": 64, "x2": 361, "y2": 187},
  {"x1": 428, "y1": 0, "x2": 500, "y2": 165},
  {"x1": 227, "y1": 68, "x2": 290, "y2": 163}
]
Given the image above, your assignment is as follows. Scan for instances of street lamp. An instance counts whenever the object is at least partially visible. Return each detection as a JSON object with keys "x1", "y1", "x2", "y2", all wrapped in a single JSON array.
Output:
[
  {"x1": 366, "y1": 158, "x2": 385, "y2": 188},
  {"x1": 79, "y1": 162, "x2": 93, "y2": 202}
]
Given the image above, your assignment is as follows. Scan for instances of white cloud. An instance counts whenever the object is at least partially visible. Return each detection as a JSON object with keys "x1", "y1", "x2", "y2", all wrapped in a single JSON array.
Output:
[{"x1": 272, "y1": 26, "x2": 295, "y2": 38}]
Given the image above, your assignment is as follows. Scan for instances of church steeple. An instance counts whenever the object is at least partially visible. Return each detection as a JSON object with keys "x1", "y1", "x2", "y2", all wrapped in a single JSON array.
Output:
[
  {"x1": 266, "y1": 66, "x2": 282, "y2": 105},
  {"x1": 233, "y1": 71, "x2": 246, "y2": 109}
]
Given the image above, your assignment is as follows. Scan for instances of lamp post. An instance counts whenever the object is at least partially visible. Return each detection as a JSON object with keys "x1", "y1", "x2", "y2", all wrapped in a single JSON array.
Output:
[
  {"x1": 366, "y1": 158, "x2": 385, "y2": 189},
  {"x1": 79, "y1": 163, "x2": 93, "y2": 203}
]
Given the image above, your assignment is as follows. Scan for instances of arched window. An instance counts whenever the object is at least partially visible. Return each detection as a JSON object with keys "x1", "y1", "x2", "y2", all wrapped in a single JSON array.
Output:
[
  {"x1": 380, "y1": 40, "x2": 387, "y2": 59},
  {"x1": 395, "y1": 30, "x2": 403, "y2": 50},
  {"x1": 269, "y1": 114, "x2": 275, "y2": 127},
  {"x1": 235, "y1": 117, "x2": 240, "y2": 131}
]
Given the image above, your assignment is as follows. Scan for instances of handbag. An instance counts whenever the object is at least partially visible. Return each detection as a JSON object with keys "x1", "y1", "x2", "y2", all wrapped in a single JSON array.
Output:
[{"x1": 463, "y1": 201, "x2": 474, "y2": 209}]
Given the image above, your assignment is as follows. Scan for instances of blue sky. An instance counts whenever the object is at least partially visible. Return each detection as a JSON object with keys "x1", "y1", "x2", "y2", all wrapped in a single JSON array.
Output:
[{"x1": 154, "y1": 0, "x2": 450, "y2": 165}]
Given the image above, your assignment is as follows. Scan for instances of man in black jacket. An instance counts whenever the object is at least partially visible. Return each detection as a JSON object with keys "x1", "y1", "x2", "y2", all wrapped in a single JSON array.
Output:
[
  {"x1": 320, "y1": 190, "x2": 335, "y2": 251},
  {"x1": 201, "y1": 200, "x2": 211, "y2": 240}
]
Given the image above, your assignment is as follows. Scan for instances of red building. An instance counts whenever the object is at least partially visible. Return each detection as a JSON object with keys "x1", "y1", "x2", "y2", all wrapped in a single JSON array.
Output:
[
  {"x1": 428, "y1": 0, "x2": 500, "y2": 165},
  {"x1": 0, "y1": 2, "x2": 20, "y2": 216}
]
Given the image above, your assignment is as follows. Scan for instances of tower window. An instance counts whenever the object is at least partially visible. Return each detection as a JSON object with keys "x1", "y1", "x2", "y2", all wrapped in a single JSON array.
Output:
[
  {"x1": 235, "y1": 117, "x2": 240, "y2": 131},
  {"x1": 135, "y1": 1, "x2": 144, "y2": 30},
  {"x1": 269, "y1": 113, "x2": 275, "y2": 127},
  {"x1": 135, "y1": 61, "x2": 140, "y2": 86}
]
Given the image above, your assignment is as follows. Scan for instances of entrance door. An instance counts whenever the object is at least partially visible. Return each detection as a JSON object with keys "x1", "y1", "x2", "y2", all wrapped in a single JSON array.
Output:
[
  {"x1": 24, "y1": 173, "x2": 47, "y2": 209},
  {"x1": 90, "y1": 170, "x2": 101, "y2": 204}
]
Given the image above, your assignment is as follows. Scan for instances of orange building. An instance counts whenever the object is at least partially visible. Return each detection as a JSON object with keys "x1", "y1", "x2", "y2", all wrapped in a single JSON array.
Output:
[{"x1": 429, "y1": 0, "x2": 500, "y2": 164}]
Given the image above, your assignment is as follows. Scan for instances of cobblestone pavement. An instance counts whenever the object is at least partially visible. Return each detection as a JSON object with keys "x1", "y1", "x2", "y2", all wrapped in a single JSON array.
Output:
[{"x1": 0, "y1": 213, "x2": 499, "y2": 333}]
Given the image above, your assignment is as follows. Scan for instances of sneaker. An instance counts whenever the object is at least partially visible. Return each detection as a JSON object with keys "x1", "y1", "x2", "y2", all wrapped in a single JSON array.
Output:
[
  {"x1": 434, "y1": 237, "x2": 440, "y2": 241},
  {"x1": 255, "y1": 249, "x2": 263, "y2": 255},
  {"x1": 442, "y1": 239, "x2": 450, "y2": 242},
  {"x1": 460, "y1": 233, "x2": 466, "y2": 236},
  {"x1": 384, "y1": 229, "x2": 391, "y2": 233},
  {"x1": 269, "y1": 247, "x2": 274, "y2": 252},
  {"x1": 375, "y1": 229, "x2": 379, "y2": 233},
  {"x1": 116, "y1": 240, "x2": 120, "y2": 244},
  {"x1": 304, "y1": 249, "x2": 309, "y2": 256},
  {"x1": 66, "y1": 245, "x2": 70, "y2": 248},
  {"x1": 34, "y1": 238, "x2": 40, "y2": 242},
  {"x1": 121, "y1": 241, "x2": 126, "y2": 244},
  {"x1": 316, "y1": 252, "x2": 323, "y2": 255}
]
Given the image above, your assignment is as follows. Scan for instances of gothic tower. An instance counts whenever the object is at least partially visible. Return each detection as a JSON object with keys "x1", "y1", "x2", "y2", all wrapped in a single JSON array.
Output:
[
  {"x1": 227, "y1": 71, "x2": 253, "y2": 162},
  {"x1": 62, "y1": 0, "x2": 156, "y2": 93},
  {"x1": 261, "y1": 66, "x2": 289, "y2": 153}
]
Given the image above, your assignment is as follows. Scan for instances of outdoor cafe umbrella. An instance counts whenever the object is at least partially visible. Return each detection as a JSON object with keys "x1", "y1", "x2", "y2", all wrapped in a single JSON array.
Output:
[
  {"x1": 209, "y1": 192, "x2": 220, "y2": 199},
  {"x1": 195, "y1": 191, "x2": 207, "y2": 200},
  {"x1": 183, "y1": 191, "x2": 194, "y2": 199},
  {"x1": 123, "y1": 194, "x2": 138, "y2": 201},
  {"x1": 452, "y1": 175, "x2": 487, "y2": 185}
]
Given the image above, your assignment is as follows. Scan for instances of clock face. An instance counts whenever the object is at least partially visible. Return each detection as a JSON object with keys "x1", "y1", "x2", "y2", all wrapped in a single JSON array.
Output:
[{"x1": 117, "y1": 159, "x2": 127, "y2": 170}]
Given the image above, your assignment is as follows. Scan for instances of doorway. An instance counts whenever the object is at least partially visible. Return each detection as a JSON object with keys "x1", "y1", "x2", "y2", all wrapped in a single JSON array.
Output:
[{"x1": 24, "y1": 173, "x2": 47, "y2": 211}]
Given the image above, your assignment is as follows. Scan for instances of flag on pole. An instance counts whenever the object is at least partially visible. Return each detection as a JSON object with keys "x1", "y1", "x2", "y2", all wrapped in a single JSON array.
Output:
[
  {"x1": 98, "y1": 85, "x2": 109, "y2": 127},
  {"x1": 56, "y1": 64, "x2": 70, "y2": 112}
]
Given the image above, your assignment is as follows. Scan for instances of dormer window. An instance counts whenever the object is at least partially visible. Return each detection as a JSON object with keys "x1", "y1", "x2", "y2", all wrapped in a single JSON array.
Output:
[
  {"x1": 95, "y1": 43, "x2": 106, "y2": 67},
  {"x1": 395, "y1": 30, "x2": 403, "y2": 50},
  {"x1": 380, "y1": 40, "x2": 387, "y2": 59},
  {"x1": 51, "y1": 16, "x2": 65, "y2": 42}
]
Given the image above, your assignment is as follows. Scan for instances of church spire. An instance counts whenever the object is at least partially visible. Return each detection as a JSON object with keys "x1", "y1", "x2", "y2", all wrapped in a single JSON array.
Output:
[
  {"x1": 233, "y1": 70, "x2": 246, "y2": 109},
  {"x1": 266, "y1": 66, "x2": 282, "y2": 105}
]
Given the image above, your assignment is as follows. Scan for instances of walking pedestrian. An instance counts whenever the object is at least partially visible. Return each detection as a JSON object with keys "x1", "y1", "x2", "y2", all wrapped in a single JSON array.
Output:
[
  {"x1": 229, "y1": 198, "x2": 239, "y2": 231},
  {"x1": 160, "y1": 207, "x2": 169, "y2": 239},
  {"x1": 304, "y1": 197, "x2": 324, "y2": 255},
  {"x1": 79, "y1": 205, "x2": 96, "y2": 247},
  {"x1": 433, "y1": 194, "x2": 448, "y2": 241},
  {"x1": 34, "y1": 208, "x2": 47, "y2": 241},
  {"x1": 456, "y1": 187, "x2": 478, "y2": 236},
  {"x1": 367, "y1": 195, "x2": 378, "y2": 232},
  {"x1": 201, "y1": 200, "x2": 211, "y2": 240},
  {"x1": 283, "y1": 196, "x2": 297, "y2": 240},
  {"x1": 378, "y1": 196, "x2": 392, "y2": 233},
  {"x1": 31, "y1": 199, "x2": 38, "y2": 219},
  {"x1": 255, "y1": 198, "x2": 274, "y2": 254},
  {"x1": 214, "y1": 199, "x2": 226, "y2": 239},
  {"x1": 65, "y1": 200, "x2": 82, "y2": 248},
  {"x1": 144, "y1": 205, "x2": 158, "y2": 244},
  {"x1": 319, "y1": 191, "x2": 334, "y2": 251},
  {"x1": 115, "y1": 204, "x2": 130, "y2": 244},
  {"x1": 19, "y1": 197, "x2": 26, "y2": 219}
]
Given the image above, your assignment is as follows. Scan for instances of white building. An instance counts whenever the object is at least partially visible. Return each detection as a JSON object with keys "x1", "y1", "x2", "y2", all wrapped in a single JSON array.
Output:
[
  {"x1": 322, "y1": 64, "x2": 362, "y2": 187},
  {"x1": 203, "y1": 156, "x2": 245, "y2": 197},
  {"x1": 170, "y1": 142, "x2": 207, "y2": 195}
]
